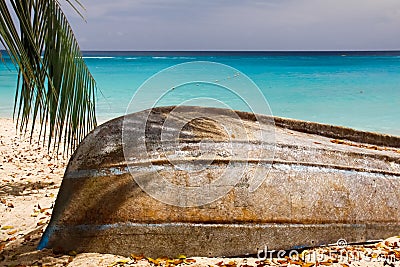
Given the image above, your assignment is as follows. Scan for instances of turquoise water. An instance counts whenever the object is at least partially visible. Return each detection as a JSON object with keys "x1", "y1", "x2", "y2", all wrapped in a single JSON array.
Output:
[{"x1": 1, "y1": 51, "x2": 399, "y2": 136}]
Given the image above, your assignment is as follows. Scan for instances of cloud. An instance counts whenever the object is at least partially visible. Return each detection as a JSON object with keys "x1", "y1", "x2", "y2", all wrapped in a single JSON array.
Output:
[{"x1": 64, "y1": 0, "x2": 400, "y2": 50}]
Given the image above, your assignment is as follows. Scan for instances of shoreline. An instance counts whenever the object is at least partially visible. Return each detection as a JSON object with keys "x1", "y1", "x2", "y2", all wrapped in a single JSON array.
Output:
[{"x1": 3, "y1": 112, "x2": 400, "y2": 142}]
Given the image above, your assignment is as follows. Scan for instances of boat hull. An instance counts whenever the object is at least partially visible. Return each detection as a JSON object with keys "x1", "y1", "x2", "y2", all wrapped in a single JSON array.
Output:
[{"x1": 39, "y1": 106, "x2": 400, "y2": 257}]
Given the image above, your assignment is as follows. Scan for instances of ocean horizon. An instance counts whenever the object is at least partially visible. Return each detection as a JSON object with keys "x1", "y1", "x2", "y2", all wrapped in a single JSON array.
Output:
[{"x1": 1, "y1": 50, "x2": 399, "y2": 136}]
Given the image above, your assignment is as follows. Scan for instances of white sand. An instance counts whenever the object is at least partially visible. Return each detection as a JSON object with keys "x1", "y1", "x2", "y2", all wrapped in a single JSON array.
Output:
[{"x1": 0, "y1": 118, "x2": 399, "y2": 266}]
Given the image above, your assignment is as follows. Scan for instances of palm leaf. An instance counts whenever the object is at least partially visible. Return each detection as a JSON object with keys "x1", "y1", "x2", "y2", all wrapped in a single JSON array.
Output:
[{"x1": 0, "y1": 0, "x2": 96, "y2": 154}]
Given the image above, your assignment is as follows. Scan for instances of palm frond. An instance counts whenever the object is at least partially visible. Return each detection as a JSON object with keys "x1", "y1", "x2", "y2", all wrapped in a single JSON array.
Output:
[{"x1": 0, "y1": 0, "x2": 96, "y2": 154}]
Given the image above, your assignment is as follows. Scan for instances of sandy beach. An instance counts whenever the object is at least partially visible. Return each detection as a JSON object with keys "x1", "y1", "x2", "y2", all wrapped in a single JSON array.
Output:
[{"x1": 1, "y1": 117, "x2": 399, "y2": 267}]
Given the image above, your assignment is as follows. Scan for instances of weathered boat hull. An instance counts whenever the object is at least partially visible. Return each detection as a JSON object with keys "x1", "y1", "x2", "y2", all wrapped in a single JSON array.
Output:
[{"x1": 39, "y1": 106, "x2": 400, "y2": 257}]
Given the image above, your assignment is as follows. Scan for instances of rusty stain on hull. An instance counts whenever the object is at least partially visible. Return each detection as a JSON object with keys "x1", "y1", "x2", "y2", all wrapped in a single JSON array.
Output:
[{"x1": 39, "y1": 106, "x2": 400, "y2": 257}]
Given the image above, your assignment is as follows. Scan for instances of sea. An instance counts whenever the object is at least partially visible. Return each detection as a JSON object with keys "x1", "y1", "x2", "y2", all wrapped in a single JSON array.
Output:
[{"x1": 1, "y1": 51, "x2": 399, "y2": 136}]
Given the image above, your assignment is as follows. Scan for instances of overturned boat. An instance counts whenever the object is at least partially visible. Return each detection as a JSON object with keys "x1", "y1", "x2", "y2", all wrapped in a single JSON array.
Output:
[{"x1": 39, "y1": 106, "x2": 400, "y2": 257}]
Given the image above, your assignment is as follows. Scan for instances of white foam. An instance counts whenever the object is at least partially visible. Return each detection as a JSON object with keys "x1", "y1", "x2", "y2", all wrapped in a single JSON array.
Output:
[{"x1": 83, "y1": 56, "x2": 115, "y2": 59}]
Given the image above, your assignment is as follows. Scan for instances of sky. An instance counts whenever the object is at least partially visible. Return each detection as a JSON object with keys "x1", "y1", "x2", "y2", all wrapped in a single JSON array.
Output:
[{"x1": 47, "y1": 0, "x2": 400, "y2": 51}]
